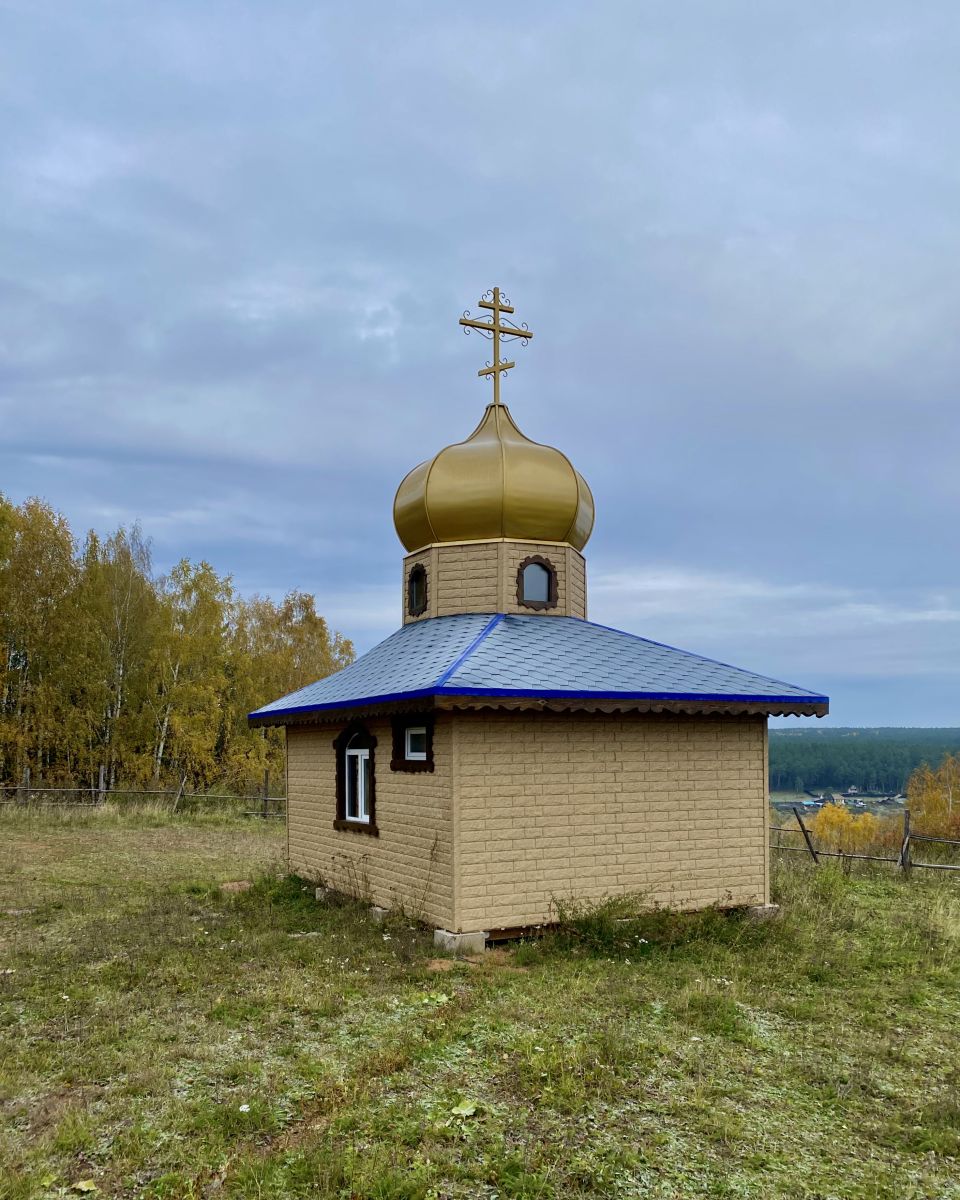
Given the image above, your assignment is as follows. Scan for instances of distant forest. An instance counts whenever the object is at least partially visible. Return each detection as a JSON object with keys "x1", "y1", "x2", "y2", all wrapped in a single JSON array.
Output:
[
  {"x1": 769, "y1": 728, "x2": 960, "y2": 794},
  {"x1": 0, "y1": 496, "x2": 354, "y2": 793}
]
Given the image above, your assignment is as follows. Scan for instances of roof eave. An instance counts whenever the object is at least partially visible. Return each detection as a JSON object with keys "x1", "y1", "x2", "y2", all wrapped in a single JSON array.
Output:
[{"x1": 248, "y1": 689, "x2": 828, "y2": 727}]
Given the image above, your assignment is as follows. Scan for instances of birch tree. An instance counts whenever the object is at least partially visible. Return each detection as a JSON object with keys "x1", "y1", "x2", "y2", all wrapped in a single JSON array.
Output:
[{"x1": 0, "y1": 497, "x2": 353, "y2": 790}]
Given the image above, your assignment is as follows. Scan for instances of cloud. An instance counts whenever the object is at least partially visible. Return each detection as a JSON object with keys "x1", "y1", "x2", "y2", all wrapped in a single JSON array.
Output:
[
  {"x1": 2, "y1": 0, "x2": 958, "y2": 723},
  {"x1": 588, "y1": 564, "x2": 960, "y2": 715}
]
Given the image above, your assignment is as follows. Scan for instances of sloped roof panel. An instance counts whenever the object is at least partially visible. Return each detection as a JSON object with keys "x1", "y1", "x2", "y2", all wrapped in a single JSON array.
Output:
[
  {"x1": 251, "y1": 612, "x2": 495, "y2": 716},
  {"x1": 447, "y1": 615, "x2": 821, "y2": 700},
  {"x1": 249, "y1": 612, "x2": 828, "y2": 721}
]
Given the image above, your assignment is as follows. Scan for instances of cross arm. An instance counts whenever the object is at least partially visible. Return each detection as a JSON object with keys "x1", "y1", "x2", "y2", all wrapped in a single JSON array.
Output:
[{"x1": 459, "y1": 315, "x2": 534, "y2": 339}]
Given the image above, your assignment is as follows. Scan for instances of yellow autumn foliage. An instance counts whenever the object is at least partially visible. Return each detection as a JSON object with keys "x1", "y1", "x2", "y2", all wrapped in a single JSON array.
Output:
[
  {"x1": 0, "y1": 494, "x2": 354, "y2": 793},
  {"x1": 906, "y1": 755, "x2": 960, "y2": 839},
  {"x1": 808, "y1": 803, "x2": 888, "y2": 852}
]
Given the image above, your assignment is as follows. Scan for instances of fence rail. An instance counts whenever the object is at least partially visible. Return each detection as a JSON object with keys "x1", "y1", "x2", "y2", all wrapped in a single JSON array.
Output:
[
  {"x1": 772, "y1": 805, "x2": 959, "y2": 874},
  {"x1": 0, "y1": 767, "x2": 286, "y2": 818}
]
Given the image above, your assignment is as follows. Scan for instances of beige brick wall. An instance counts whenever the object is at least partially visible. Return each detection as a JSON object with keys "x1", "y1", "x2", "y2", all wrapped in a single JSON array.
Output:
[
  {"x1": 402, "y1": 540, "x2": 587, "y2": 623},
  {"x1": 285, "y1": 708, "x2": 768, "y2": 936},
  {"x1": 286, "y1": 717, "x2": 454, "y2": 928},
  {"x1": 451, "y1": 711, "x2": 768, "y2": 932},
  {"x1": 566, "y1": 544, "x2": 587, "y2": 618}
]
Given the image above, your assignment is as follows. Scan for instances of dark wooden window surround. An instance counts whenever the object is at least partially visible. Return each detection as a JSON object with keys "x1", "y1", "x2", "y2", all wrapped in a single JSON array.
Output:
[
  {"x1": 517, "y1": 554, "x2": 558, "y2": 611},
  {"x1": 332, "y1": 723, "x2": 379, "y2": 836},
  {"x1": 390, "y1": 715, "x2": 435, "y2": 773},
  {"x1": 407, "y1": 563, "x2": 428, "y2": 617}
]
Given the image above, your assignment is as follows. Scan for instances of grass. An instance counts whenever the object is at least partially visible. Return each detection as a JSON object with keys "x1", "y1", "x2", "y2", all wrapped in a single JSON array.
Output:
[{"x1": 1, "y1": 809, "x2": 960, "y2": 1198}]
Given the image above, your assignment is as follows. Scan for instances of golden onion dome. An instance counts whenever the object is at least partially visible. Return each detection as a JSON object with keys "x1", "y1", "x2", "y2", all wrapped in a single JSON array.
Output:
[{"x1": 393, "y1": 403, "x2": 595, "y2": 553}]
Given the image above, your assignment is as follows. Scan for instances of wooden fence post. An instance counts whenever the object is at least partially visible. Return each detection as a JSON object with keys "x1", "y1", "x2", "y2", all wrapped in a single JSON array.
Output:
[
  {"x1": 262, "y1": 769, "x2": 270, "y2": 819},
  {"x1": 792, "y1": 806, "x2": 820, "y2": 864},
  {"x1": 18, "y1": 767, "x2": 30, "y2": 806},
  {"x1": 98, "y1": 764, "x2": 106, "y2": 806},
  {"x1": 171, "y1": 775, "x2": 187, "y2": 814},
  {"x1": 899, "y1": 809, "x2": 912, "y2": 875}
]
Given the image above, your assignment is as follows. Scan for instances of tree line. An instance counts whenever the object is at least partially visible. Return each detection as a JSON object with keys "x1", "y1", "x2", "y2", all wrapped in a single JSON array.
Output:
[
  {"x1": 769, "y1": 728, "x2": 960, "y2": 794},
  {"x1": 0, "y1": 496, "x2": 354, "y2": 793}
]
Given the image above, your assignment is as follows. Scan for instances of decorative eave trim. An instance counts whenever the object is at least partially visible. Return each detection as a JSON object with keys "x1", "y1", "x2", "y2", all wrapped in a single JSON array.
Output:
[{"x1": 249, "y1": 688, "x2": 828, "y2": 727}]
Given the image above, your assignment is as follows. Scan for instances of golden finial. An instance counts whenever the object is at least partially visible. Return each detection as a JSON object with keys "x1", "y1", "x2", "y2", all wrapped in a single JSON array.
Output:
[{"x1": 459, "y1": 286, "x2": 534, "y2": 406}]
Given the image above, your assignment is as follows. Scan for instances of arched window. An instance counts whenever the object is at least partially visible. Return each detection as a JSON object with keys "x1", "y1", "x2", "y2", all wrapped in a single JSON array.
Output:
[
  {"x1": 345, "y1": 733, "x2": 371, "y2": 823},
  {"x1": 333, "y1": 724, "x2": 378, "y2": 834},
  {"x1": 407, "y1": 563, "x2": 427, "y2": 617},
  {"x1": 517, "y1": 555, "x2": 558, "y2": 610}
]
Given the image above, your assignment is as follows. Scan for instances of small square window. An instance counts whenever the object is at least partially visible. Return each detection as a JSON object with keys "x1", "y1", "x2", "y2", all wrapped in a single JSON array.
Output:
[
  {"x1": 391, "y1": 716, "x2": 434, "y2": 772},
  {"x1": 405, "y1": 726, "x2": 427, "y2": 760}
]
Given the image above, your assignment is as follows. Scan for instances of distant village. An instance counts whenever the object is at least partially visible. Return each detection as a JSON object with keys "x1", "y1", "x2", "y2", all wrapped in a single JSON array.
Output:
[{"x1": 771, "y1": 786, "x2": 906, "y2": 816}]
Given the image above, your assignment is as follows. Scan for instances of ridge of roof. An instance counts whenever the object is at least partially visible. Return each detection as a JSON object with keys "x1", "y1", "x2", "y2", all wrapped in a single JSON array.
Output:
[{"x1": 432, "y1": 612, "x2": 504, "y2": 687}]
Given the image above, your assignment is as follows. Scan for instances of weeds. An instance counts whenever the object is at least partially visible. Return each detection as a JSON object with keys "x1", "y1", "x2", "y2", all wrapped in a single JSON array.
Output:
[{"x1": 542, "y1": 891, "x2": 770, "y2": 960}]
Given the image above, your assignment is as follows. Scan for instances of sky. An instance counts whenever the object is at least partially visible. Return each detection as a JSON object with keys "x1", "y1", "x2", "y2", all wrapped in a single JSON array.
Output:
[{"x1": 2, "y1": 2, "x2": 959, "y2": 726}]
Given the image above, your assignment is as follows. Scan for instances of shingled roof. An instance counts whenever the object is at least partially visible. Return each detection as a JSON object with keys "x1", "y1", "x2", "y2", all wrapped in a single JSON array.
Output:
[{"x1": 248, "y1": 613, "x2": 828, "y2": 724}]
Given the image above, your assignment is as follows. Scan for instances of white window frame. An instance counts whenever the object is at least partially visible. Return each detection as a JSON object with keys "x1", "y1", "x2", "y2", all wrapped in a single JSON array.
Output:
[
  {"x1": 404, "y1": 725, "x2": 427, "y2": 762},
  {"x1": 345, "y1": 740, "x2": 371, "y2": 823}
]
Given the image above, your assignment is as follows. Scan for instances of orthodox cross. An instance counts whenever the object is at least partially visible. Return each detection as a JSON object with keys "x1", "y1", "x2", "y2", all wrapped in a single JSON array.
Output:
[{"x1": 459, "y1": 287, "x2": 534, "y2": 406}]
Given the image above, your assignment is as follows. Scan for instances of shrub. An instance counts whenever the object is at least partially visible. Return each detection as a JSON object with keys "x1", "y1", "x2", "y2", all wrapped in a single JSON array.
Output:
[
  {"x1": 907, "y1": 755, "x2": 960, "y2": 839},
  {"x1": 808, "y1": 803, "x2": 896, "y2": 852}
]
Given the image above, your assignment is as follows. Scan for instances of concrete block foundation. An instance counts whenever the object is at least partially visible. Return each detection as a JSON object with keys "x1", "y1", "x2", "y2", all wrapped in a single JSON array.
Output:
[{"x1": 434, "y1": 928, "x2": 488, "y2": 955}]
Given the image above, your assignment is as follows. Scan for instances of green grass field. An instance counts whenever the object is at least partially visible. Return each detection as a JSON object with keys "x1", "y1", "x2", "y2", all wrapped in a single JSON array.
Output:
[{"x1": 2, "y1": 805, "x2": 959, "y2": 1199}]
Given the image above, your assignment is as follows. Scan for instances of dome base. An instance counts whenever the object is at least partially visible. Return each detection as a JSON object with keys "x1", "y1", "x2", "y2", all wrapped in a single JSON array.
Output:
[{"x1": 402, "y1": 538, "x2": 587, "y2": 624}]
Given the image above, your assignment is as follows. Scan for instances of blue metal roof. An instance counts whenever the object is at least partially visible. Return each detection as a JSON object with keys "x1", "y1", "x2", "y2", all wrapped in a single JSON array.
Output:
[{"x1": 249, "y1": 613, "x2": 828, "y2": 720}]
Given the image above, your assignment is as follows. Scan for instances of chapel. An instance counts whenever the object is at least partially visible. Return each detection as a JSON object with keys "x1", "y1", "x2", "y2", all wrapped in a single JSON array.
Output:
[{"x1": 249, "y1": 287, "x2": 828, "y2": 947}]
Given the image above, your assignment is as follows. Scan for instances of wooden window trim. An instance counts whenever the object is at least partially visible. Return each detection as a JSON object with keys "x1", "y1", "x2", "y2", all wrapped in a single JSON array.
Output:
[
  {"x1": 517, "y1": 555, "x2": 558, "y2": 611},
  {"x1": 407, "y1": 563, "x2": 428, "y2": 617},
  {"x1": 332, "y1": 723, "x2": 379, "y2": 836},
  {"x1": 390, "y1": 715, "x2": 435, "y2": 773}
]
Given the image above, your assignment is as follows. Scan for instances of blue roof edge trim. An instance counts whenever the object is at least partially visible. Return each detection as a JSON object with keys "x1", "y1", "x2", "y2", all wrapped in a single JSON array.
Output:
[
  {"x1": 249, "y1": 684, "x2": 829, "y2": 721},
  {"x1": 249, "y1": 686, "x2": 442, "y2": 720},
  {"x1": 440, "y1": 687, "x2": 829, "y2": 704}
]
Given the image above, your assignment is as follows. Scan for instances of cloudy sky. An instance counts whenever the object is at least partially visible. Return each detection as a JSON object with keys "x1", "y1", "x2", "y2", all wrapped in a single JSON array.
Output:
[{"x1": 3, "y1": 2, "x2": 959, "y2": 725}]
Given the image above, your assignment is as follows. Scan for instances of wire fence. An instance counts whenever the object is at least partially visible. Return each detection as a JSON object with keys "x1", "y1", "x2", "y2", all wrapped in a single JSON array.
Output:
[
  {"x1": 772, "y1": 806, "x2": 960, "y2": 874},
  {"x1": 0, "y1": 769, "x2": 286, "y2": 819}
]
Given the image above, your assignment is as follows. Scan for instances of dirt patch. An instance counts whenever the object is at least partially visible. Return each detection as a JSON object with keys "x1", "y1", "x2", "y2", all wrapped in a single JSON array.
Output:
[
  {"x1": 473, "y1": 948, "x2": 529, "y2": 972},
  {"x1": 426, "y1": 949, "x2": 527, "y2": 973},
  {"x1": 220, "y1": 881, "x2": 252, "y2": 893},
  {"x1": 26, "y1": 1085, "x2": 102, "y2": 1137},
  {"x1": 426, "y1": 957, "x2": 476, "y2": 972}
]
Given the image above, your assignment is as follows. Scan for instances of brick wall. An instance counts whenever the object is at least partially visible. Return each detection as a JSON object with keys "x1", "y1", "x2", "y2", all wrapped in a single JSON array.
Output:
[
  {"x1": 286, "y1": 717, "x2": 454, "y2": 929},
  {"x1": 285, "y1": 707, "x2": 769, "y2": 936},
  {"x1": 452, "y1": 711, "x2": 768, "y2": 932},
  {"x1": 402, "y1": 540, "x2": 587, "y2": 623}
]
